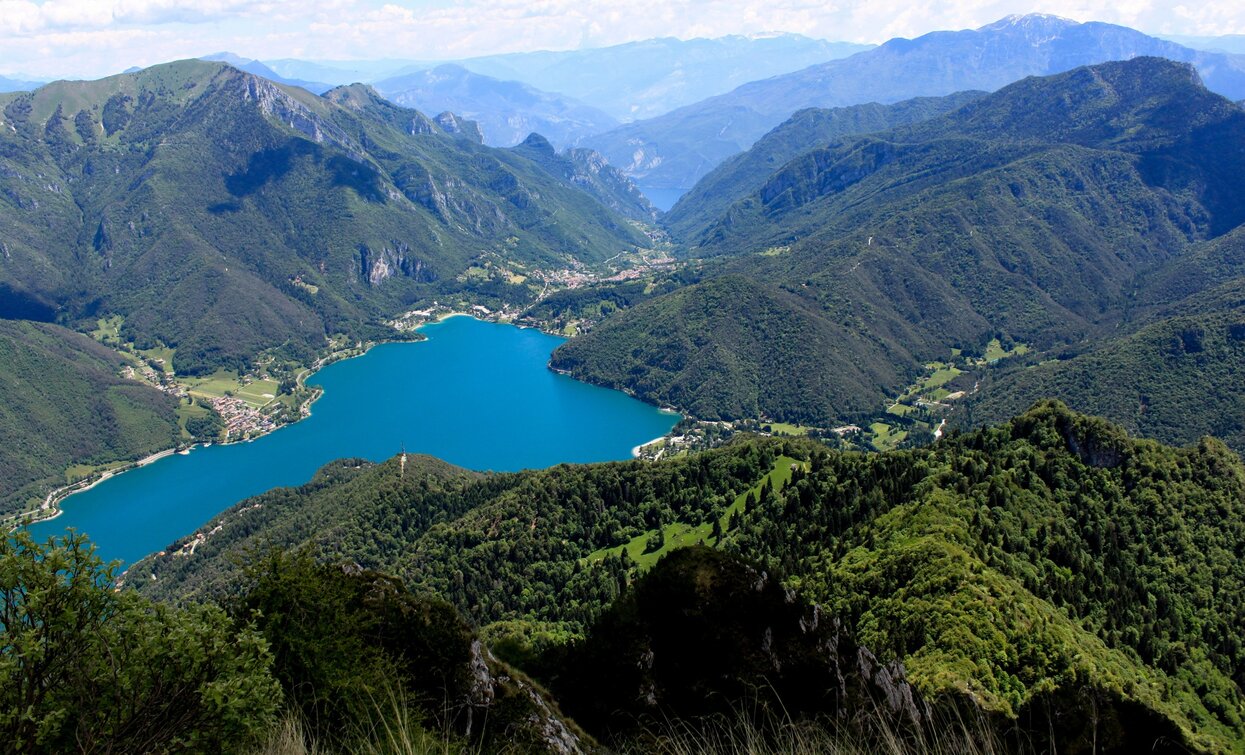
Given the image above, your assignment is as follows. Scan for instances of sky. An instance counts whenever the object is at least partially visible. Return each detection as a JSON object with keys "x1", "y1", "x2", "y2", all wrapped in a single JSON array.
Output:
[{"x1": 1, "y1": 0, "x2": 1242, "y2": 80}]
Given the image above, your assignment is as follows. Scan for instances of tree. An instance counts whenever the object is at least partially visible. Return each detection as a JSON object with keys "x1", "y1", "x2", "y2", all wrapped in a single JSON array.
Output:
[{"x1": 0, "y1": 531, "x2": 280, "y2": 752}]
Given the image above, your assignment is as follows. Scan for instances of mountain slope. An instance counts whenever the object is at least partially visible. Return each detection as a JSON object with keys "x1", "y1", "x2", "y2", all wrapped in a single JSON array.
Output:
[
  {"x1": 510, "y1": 133, "x2": 657, "y2": 222},
  {"x1": 663, "y1": 91, "x2": 987, "y2": 239},
  {"x1": 553, "y1": 58, "x2": 1245, "y2": 429},
  {"x1": 0, "y1": 320, "x2": 186, "y2": 517},
  {"x1": 0, "y1": 61, "x2": 646, "y2": 375},
  {"x1": 373, "y1": 64, "x2": 618, "y2": 148},
  {"x1": 584, "y1": 14, "x2": 1245, "y2": 193},
  {"x1": 549, "y1": 275, "x2": 926, "y2": 423},
  {"x1": 129, "y1": 404, "x2": 1245, "y2": 752}
]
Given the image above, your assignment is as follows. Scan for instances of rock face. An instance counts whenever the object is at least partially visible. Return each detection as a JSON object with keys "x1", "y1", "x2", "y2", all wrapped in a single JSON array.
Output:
[{"x1": 533, "y1": 547, "x2": 931, "y2": 743}]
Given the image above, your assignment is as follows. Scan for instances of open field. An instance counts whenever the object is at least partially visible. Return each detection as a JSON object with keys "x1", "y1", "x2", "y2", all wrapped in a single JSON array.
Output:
[
  {"x1": 185, "y1": 369, "x2": 279, "y2": 409},
  {"x1": 588, "y1": 456, "x2": 804, "y2": 569}
]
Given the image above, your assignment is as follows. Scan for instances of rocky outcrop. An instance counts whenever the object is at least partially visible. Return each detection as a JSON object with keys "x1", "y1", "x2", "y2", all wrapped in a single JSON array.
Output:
[
  {"x1": 434, "y1": 111, "x2": 484, "y2": 144},
  {"x1": 535, "y1": 546, "x2": 931, "y2": 743},
  {"x1": 356, "y1": 241, "x2": 437, "y2": 286}
]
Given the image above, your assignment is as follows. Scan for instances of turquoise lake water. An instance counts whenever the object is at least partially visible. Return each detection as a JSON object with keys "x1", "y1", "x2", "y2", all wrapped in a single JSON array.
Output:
[{"x1": 29, "y1": 316, "x2": 679, "y2": 566}]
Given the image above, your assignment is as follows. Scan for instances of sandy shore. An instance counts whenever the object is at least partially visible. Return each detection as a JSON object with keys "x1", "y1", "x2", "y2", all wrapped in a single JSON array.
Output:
[{"x1": 632, "y1": 435, "x2": 670, "y2": 457}]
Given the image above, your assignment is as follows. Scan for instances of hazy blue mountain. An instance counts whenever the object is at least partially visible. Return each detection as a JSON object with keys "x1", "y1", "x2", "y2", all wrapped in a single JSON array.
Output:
[
  {"x1": 263, "y1": 34, "x2": 870, "y2": 123},
  {"x1": 0, "y1": 75, "x2": 41, "y2": 93},
  {"x1": 584, "y1": 14, "x2": 1245, "y2": 197},
  {"x1": 372, "y1": 64, "x2": 618, "y2": 148},
  {"x1": 263, "y1": 58, "x2": 416, "y2": 85},
  {"x1": 423, "y1": 34, "x2": 872, "y2": 121},
  {"x1": 200, "y1": 53, "x2": 332, "y2": 94},
  {"x1": 1159, "y1": 34, "x2": 1245, "y2": 55}
]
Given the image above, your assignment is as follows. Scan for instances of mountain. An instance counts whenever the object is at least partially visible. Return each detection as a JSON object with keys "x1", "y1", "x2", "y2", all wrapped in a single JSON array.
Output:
[
  {"x1": 510, "y1": 133, "x2": 656, "y2": 222},
  {"x1": 128, "y1": 403, "x2": 1245, "y2": 752},
  {"x1": 961, "y1": 227, "x2": 1245, "y2": 448},
  {"x1": 552, "y1": 58, "x2": 1245, "y2": 429},
  {"x1": 200, "y1": 52, "x2": 333, "y2": 94},
  {"x1": 373, "y1": 64, "x2": 618, "y2": 148},
  {"x1": 0, "y1": 75, "x2": 41, "y2": 93},
  {"x1": 550, "y1": 275, "x2": 917, "y2": 423},
  {"x1": 0, "y1": 60, "x2": 646, "y2": 377},
  {"x1": 1160, "y1": 34, "x2": 1245, "y2": 55},
  {"x1": 416, "y1": 34, "x2": 873, "y2": 122},
  {"x1": 262, "y1": 58, "x2": 416, "y2": 85},
  {"x1": 663, "y1": 91, "x2": 988, "y2": 240},
  {"x1": 0, "y1": 320, "x2": 188, "y2": 518},
  {"x1": 584, "y1": 14, "x2": 1245, "y2": 196}
]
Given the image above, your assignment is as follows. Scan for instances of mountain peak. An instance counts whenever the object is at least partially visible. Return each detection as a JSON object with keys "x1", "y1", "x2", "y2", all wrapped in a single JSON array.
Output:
[{"x1": 978, "y1": 13, "x2": 1078, "y2": 33}]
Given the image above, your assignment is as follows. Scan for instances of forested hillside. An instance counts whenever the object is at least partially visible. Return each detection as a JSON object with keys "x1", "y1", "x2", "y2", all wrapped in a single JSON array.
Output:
[
  {"x1": 129, "y1": 402, "x2": 1245, "y2": 752},
  {"x1": 663, "y1": 91, "x2": 986, "y2": 239},
  {"x1": 0, "y1": 320, "x2": 191, "y2": 517},
  {"x1": 0, "y1": 60, "x2": 646, "y2": 376},
  {"x1": 552, "y1": 58, "x2": 1245, "y2": 431}
]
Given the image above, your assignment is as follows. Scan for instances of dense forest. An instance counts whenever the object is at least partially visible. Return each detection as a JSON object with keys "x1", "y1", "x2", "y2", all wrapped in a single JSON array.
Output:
[{"x1": 127, "y1": 402, "x2": 1245, "y2": 752}]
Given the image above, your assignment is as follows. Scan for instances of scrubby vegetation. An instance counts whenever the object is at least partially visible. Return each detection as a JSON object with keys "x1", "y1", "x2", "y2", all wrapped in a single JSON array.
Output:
[{"x1": 126, "y1": 403, "x2": 1245, "y2": 752}]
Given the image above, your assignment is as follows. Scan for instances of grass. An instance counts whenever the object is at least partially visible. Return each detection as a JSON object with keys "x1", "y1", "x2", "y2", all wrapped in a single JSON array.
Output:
[
  {"x1": 765, "y1": 422, "x2": 811, "y2": 436},
  {"x1": 588, "y1": 456, "x2": 804, "y2": 570},
  {"x1": 137, "y1": 346, "x2": 176, "y2": 374},
  {"x1": 983, "y1": 338, "x2": 1030, "y2": 362},
  {"x1": 869, "y1": 422, "x2": 908, "y2": 451},
  {"x1": 64, "y1": 460, "x2": 129, "y2": 484},
  {"x1": 185, "y1": 369, "x2": 279, "y2": 408},
  {"x1": 621, "y1": 704, "x2": 1006, "y2": 755},
  {"x1": 175, "y1": 398, "x2": 215, "y2": 437},
  {"x1": 91, "y1": 315, "x2": 124, "y2": 344}
]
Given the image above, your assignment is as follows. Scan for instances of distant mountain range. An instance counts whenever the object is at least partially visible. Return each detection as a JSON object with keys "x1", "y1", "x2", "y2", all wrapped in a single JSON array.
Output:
[
  {"x1": 264, "y1": 34, "x2": 871, "y2": 122},
  {"x1": 1160, "y1": 34, "x2": 1245, "y2": 55},
  {"x1": 200, "y1": 53, "x2": 332, "y2": 94},
  {"x1": 373, "y1": 64, "x2": 618, "y2": 148},
  {"x1": 0, "y1": 75, "x2": 42, "y2": 93},
  {"x1": 583, "y1": 14, "x2": 1245, "y2": 196}
]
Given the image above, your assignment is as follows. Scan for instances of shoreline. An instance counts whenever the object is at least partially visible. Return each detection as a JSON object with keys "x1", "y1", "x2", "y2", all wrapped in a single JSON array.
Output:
[
  {"x1": 11, "y1": 312, "x2": 674, "y2": 533},
  {"x1": 631, "y1": 434, "x2": 670, "y2": 458},
  {"x1": 12, "y1": 338, "x2": 388, "y2": 534},
  {"x1": 15, "y1": 447, "x2": 181, "y2": 532}
]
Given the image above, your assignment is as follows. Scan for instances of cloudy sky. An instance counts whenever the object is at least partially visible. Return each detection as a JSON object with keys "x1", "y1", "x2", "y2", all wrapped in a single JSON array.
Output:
[{"x1": 1, "y1": 0, "x2": 1242, "y2": 79}]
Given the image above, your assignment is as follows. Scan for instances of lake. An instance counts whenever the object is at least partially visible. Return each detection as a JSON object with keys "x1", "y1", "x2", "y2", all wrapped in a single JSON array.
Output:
[{"x1": 29, "y1": 316, "x2": 679, "y2": 565}]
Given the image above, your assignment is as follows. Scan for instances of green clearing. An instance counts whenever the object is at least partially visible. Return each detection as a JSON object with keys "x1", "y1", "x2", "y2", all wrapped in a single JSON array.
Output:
[
  {"x1": 64, "y1": 460, "x2": 130, "y2": 484},
  {"x1": 91, "y1": 315, "x2": 124, "y2": 344},
  {"x1": 869, "y1": 421, "x2": 908, "y2": 450},
  {"x1": 136, "y1": 346, "x2": 176, "y2": 374},
  {"x1": 984, "y1": 338, "x2": 1031, "y2": 362},
  {"x1": 587, "y1": 455, "x2": 804, "y2": 570},
  {"x1": 185, "y1": 370, "x2": 278, "y2": 408},
  {"x1": 765, "y1": 422, "x2": 812, "y2": 436},
  {"x1": 887, "y1": 402, "x2": 915, "y2": 417}
]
